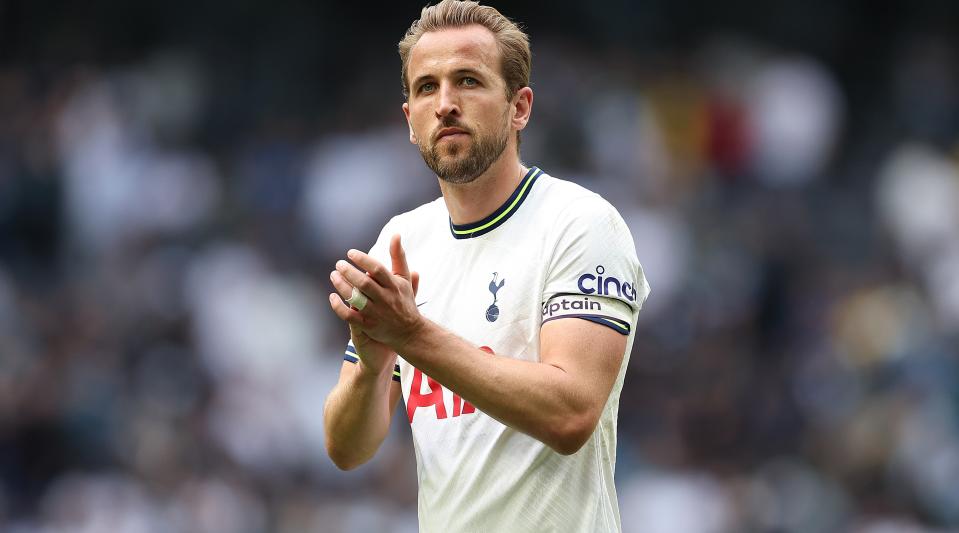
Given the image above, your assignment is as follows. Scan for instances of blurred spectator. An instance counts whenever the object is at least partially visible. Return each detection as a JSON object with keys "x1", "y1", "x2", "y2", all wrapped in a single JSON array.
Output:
[{"x1": 748, "y1": 56, "x2": 844, "y2": 186}]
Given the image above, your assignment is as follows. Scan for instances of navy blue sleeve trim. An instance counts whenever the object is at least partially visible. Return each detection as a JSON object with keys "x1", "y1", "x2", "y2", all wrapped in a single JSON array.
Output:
[{"x1": 541, "y1": 314, "x2": 631, "y2": 335}]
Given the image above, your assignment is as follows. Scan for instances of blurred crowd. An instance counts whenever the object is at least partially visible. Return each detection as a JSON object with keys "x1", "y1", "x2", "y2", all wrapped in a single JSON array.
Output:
[{"x1": 2, "y1": 1, "x2": 959, "y2": 532}]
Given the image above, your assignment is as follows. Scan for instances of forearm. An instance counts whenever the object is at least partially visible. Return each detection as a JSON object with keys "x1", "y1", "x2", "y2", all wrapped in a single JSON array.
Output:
[
  {"x1": 397, "y1": 320, "x2": 594, "y2": 454},
  {"x1": 323, "y1": 360, "x2": 394, "y2": 469}
]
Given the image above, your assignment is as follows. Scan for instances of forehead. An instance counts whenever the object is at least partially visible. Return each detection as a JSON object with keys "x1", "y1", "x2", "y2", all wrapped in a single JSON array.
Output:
[{"x1": 408, "y1": 25, "x2": 501, "y2": 79}]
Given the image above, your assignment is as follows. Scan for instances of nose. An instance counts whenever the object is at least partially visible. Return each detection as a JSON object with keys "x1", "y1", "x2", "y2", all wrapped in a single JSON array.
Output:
[{"x1": 435, "y1": 83, "x2": 461, "y2": 119}]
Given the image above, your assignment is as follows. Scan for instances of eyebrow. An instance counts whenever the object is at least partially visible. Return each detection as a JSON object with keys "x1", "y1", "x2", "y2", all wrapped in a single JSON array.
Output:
[
  {"x1": 451, "y1": 68, "x2": 486, "y2": 78},
  {"x1": 410, "y1": 74, "x2": 435, "y2": 89},
  {"x1": 410, "y1": 68, "x2": 488, "y2": 89}
]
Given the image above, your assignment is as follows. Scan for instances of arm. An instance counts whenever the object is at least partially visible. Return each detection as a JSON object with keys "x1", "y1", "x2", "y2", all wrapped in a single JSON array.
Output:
[
  {"x1": 400, "y1": 316, "x2": 625, "y2": 455},
  {"x1": 324, "y1": 235, "x2": 419, "y2": 470},
  {"x1": 323, "y1": 356, "x2": 403, "y2": 470},
  {"x1": 330, "y1": 238, "x2": 627, "y2": 455}
]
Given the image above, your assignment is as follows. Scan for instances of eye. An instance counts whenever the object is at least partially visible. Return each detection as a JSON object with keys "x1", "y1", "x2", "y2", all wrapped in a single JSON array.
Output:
[
  {"x1": 461, "y1": 77, "x2": 478, "y2": 87},
  {"x1": 419, "y1": 82, "x2": 437, "y2": 94}
]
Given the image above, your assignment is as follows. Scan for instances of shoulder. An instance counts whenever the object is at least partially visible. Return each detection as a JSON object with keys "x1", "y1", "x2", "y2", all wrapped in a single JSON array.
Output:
[
  {"x1": 533, "y1": 172, "x2": 630, "y2": 235},
  {"x1": 534, "y1": 173, "x2": 600, "y2": 205},
  {"x1": 533, "y1": 171, "x2": 640, "y2": 272}
]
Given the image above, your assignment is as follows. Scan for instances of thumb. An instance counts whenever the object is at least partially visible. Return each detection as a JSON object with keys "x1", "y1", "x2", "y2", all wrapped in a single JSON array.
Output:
[{"x1": 390, "y1": 234, "x2": 411, "y2": 280}]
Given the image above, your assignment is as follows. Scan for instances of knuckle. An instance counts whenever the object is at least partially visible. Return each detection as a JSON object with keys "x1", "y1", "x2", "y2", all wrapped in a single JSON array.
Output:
[{"x1": 356, "y1": 276, "x2": 375, "y2": 293}]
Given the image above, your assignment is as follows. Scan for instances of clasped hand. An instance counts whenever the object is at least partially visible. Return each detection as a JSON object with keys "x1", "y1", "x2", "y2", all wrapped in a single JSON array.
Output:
[{"x1": 329, "y1": 235, "x2": 422, "y2": 353}]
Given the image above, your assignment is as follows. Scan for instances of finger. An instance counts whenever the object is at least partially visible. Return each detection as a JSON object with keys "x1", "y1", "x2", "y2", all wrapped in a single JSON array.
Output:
[
  {"x1": 390, "y1": 234, "x2": 411, "y2": 280},
  {"x1": 329, "y1": 293, "x2": 366, "y2": 325},
  {"x1": 345, "y1": 250, "x2": 393, "y2": 287},
  {"x1": 336, "y1": 259, "x2": 385, "y2": 299},
  {"x1": 411, "y1": 271, "x2": 420, "y2": 296},
  {"x1": 330, "y1": 270, "x2": 356, "y2": 301}
]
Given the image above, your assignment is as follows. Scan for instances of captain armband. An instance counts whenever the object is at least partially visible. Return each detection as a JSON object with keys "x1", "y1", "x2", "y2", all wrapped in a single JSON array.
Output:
[{"x1": 540, "y1": 293, "x2": 634, "y2": 335}]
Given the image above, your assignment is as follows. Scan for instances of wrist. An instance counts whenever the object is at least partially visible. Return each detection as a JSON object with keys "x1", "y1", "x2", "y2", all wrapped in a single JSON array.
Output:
[
  {"x1": 395, "y1": 314, "x2": 429, "y2": 357},
  {"x1": 355, "y1": 354, "x2": 394, "y2": 382}
]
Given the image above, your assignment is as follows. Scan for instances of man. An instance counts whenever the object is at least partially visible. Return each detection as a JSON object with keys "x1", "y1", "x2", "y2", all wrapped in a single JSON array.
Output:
[{"x1": 323, "y1": 1, "x2": 650, "y2": 531}]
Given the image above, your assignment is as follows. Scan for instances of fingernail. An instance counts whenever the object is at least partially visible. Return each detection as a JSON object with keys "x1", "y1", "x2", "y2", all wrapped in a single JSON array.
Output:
[
  {"x1": 335, "y1": 260, "x2": 346, "y2": 270},
  {"x1": 347, "y1": 249, "x2": 358, "y2": 259}
]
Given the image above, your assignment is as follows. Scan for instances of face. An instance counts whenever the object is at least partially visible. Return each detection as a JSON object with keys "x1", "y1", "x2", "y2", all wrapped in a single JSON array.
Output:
[{"x1": 402, "y1": 25, "x2": 520, "y2": 184}]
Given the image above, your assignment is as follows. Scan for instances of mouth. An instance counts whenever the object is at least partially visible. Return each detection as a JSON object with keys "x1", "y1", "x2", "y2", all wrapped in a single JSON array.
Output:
[{"x1": 435, "y1": 127, "x2": 469, "y2": 142}]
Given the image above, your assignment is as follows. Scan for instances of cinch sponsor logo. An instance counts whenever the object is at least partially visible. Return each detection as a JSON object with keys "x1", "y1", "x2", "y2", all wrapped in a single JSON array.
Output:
[
  {"x1": 577, "y1": 265, "x2": 638, "y2": 301},
  {"x1": 542, "y1": 296, "x2": 602, "y2": 317}
]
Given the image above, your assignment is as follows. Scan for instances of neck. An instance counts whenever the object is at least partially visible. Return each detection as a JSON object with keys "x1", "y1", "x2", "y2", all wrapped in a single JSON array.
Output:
[{"x1": 439, "y1": 152, "x2": 527, "y2": 225}]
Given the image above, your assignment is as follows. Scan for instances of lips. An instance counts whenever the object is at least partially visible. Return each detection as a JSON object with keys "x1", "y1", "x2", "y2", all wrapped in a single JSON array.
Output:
[{"x1": 435, "y1": 127, "x2": 469, "y2": 141}]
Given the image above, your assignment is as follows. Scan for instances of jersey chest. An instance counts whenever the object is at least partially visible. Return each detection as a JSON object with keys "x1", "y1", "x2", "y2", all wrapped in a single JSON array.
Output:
[
  {"x1": 398, "y1": 234, "x2": 548, "y2": 425},
  {"x1": 411, "y1": 235, "x2": 547, "y2": 350}
]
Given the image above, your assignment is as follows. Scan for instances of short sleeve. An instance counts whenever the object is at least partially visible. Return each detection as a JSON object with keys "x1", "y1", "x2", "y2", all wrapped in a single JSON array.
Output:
[{"x1": 541, "y1": 195, "x2": 650, "y2": 335}]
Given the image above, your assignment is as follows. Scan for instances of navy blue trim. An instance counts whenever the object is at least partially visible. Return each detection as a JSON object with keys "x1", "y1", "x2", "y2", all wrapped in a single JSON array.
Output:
[
  {"x1": 542, "y1": 314, "x2": 631, "y2": 335},
  {"x1": 448, "y1": 167, "x2": 542, "y2": 239}
]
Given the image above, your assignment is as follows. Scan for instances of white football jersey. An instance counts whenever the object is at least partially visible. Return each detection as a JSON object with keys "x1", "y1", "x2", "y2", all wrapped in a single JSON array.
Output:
[{"x1": 343, "y1": 167, "x2": 650, "y2": 532}]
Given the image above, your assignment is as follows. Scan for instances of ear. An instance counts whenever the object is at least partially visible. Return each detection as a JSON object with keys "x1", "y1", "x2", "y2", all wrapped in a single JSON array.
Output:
[
  {"x1": 510, "y1": 86, "x2": 533, "y2": 132},
  {"x1": 402, "y1": 102, "x2": 417, "y2": 144}
]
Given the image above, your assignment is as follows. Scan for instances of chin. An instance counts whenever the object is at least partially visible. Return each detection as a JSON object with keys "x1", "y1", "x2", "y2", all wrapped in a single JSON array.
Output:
[
  {"x1": 438, "y1": 146, "x2": 465, "y2": 160},
  {"x1": 438, "y1": 137, "x2": 468, "y2": 151}
]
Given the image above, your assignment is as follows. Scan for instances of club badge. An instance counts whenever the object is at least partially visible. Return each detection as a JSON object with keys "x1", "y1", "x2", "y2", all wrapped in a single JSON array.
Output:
[{"x1": 486, "y1": 272, "x2": 505, "y2": 322}]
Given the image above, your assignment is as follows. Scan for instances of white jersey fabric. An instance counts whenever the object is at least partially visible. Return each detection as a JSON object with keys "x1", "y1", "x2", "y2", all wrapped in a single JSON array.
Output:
[{"x1": 342, "y1": 167, "x2": 650, "y2": 532}]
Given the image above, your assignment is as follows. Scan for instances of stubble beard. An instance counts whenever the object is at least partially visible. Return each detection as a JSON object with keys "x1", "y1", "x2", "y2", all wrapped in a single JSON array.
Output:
[{"x1": 419, "y1": 117, "x2": 510, "y2": 185}]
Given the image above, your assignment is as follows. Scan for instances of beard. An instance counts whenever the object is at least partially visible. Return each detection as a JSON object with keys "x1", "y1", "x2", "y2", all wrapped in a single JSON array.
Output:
[{"x1": 419, "y1": 116, "x2": 510, "y2": 184}]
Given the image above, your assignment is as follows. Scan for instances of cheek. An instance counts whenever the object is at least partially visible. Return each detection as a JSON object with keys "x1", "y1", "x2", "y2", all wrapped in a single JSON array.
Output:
[
  {"x1": 469, "y1": 104, "x2": 498, "y2": 129},
  {"x1": 487, "y1": 100, "x2": 512, "y2": 124},
  {"x1": 410, "y1": 105, "x2": 434, "y2": 135}
]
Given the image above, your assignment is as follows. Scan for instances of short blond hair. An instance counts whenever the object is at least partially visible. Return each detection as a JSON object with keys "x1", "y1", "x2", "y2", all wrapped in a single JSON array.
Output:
[{"x1": 398, "y1": 0, "x2": 531, "y2": 100}]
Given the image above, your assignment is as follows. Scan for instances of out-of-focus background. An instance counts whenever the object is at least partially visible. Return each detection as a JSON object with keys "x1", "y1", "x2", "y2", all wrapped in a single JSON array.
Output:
[{"x1": 2, "y1": 0, "x2": 958, "y2": 531}]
